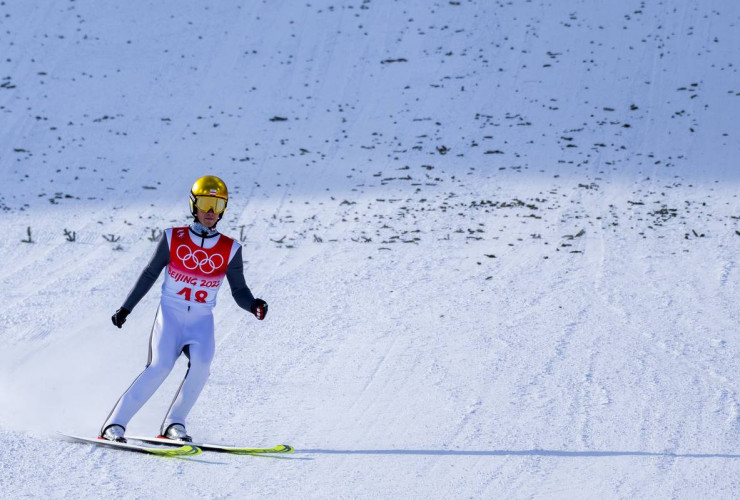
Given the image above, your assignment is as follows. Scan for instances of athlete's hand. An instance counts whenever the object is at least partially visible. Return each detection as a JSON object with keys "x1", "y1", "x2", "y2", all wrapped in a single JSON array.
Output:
[
  {"x1": 252, "y1": 299, "x2": 268, "y2": 320},
  {"x1": 111, "y1": 307, "x2": 130, "y2": 328}
]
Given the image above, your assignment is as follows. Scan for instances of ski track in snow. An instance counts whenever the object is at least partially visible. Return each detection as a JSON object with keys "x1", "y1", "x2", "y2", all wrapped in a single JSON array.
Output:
[{"x1": 1, "y1": 0, "x2": 739, "y2": 498}]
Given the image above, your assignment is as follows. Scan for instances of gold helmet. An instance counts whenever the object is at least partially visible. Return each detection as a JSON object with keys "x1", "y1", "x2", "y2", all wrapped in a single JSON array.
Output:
[{"x1": 189, "y1": 175, "x2": 228, "y2": 218}]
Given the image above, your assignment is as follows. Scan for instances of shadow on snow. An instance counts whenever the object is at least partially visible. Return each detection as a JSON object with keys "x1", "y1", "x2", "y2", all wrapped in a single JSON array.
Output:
[{"x1": 298, "y1": 449, "x2": 740, "y2": 459}]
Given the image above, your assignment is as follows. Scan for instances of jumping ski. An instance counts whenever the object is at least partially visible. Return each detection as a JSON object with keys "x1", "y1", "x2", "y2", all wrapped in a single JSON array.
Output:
[
  {"x1": 60, "y1": 433, "x2": 202, "y2": 457},
  {"x1": 128, "y1": 435, "x2": 293, "y2": 455}
]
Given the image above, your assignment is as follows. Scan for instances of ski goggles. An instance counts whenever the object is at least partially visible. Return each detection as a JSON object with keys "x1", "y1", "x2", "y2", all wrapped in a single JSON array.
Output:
[{"x1": 192, "y1": 195, "x2": 227, "y2": 214}]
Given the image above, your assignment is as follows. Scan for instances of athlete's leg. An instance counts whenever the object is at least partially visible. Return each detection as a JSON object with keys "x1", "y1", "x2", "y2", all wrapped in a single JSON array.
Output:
[
  {"x1": 160, "y1": 310, "x2": 215, "y2": 433},
  {"x1": 101, "y1": 304, "x2": 182, "y2": 434}
]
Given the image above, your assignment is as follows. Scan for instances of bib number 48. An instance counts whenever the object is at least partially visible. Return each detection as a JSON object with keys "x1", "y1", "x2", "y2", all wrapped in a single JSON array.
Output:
[{"x1": 177, "y1": 287, "x2": 208, "y2": 303}]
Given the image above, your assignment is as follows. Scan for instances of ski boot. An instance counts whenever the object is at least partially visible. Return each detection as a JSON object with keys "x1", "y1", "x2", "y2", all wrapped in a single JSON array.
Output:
[
  {"x1": 100, "y1": 424, "x2": 127, "y2": 443},
  {"x1": 161, "y1": 423, "x2": 192, "y2": 442}
]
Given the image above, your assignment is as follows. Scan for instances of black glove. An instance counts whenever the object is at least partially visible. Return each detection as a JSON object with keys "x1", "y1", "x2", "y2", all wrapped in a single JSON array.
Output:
[
  {"x1": 111, "y1": 307, "x2": 130, "y2": 328},
  {"x1": 252, "y1": 299, "x2": 268, "y2": 320}
]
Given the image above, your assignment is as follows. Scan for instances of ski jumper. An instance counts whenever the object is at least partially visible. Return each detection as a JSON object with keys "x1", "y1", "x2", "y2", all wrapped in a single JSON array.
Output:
[{"x1": 102, "y1": 224, "x2": 257, "y2": 435}]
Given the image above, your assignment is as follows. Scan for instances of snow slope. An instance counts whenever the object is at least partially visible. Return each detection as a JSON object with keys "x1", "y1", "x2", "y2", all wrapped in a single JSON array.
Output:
[{"x1": 0, "y1": 0, "x2": 738, "y2": 498}]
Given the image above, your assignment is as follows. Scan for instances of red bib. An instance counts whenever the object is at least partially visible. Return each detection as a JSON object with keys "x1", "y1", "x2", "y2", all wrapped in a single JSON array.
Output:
[{"x1": 162, "y1": 227, "x2": 234, "y2": 307}]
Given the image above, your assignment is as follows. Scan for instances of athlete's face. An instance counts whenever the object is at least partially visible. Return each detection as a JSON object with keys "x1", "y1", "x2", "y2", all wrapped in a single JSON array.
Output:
[{"x1": 196, "y1": 208, "x2": 219, "y2": 228}]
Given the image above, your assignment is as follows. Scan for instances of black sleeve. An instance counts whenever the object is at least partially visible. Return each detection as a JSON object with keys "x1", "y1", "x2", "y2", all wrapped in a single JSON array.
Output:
[
  {"x1": 226, "y1": 246, "x2": 257, "y2": 312},
  {"x1": 121, "y1": 234, "x2": 170, "y2": 311}
]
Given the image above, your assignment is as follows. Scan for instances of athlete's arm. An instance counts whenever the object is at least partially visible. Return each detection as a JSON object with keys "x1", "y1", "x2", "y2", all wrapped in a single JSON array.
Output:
[
  {"x1": 121, "y1": 234, "x2": 170, "y2": 312},
  {"x1": 225, "y1": 246, "x2": 260, "y2": 313}
]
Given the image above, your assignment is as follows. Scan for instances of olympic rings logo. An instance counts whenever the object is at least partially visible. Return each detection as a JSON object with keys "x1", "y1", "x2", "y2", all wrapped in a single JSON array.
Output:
[{"x1": 176, "y1": 244, "x2": 224, "y2": 274}]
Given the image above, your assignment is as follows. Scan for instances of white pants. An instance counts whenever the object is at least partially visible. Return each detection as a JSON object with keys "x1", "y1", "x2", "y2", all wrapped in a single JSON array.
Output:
[{"x1": 102, "y1": 299, "x2": 215, "y2": 435}]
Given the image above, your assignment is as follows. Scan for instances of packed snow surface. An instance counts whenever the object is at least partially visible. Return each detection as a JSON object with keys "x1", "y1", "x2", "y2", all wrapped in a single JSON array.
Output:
[{"x1": 0, "y1": 0, "x2": 738, "y2": 498}]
